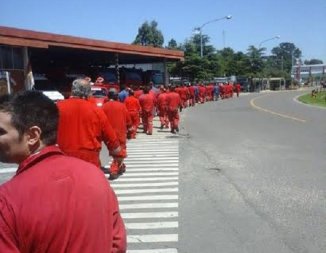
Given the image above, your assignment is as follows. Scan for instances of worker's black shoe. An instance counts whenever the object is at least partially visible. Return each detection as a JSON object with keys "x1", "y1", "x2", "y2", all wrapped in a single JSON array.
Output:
[
  {"x1": 109, "y1": 173, "x2": 120, "y2": 181},
  {"x1": 101, "y1": 166, "x2": 110, "y2": 174}
]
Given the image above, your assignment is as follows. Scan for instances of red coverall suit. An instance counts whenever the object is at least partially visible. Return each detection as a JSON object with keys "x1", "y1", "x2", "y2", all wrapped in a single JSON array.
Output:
[
  {"x1": 199, "y1": 85, "x2": 206, "y2": 103},
  {"x1": 139, "y1": 93, "x2": 155, "y2": 135},
  {"x1": 0, "y1": 145, "x2": 126, "y2": 253},
  {"x1": 124, "y1": 95, "x2": 141, "y2": 138},
  {"x1": 102, "y1": 100, "x2": 132, "y2": 176},
  {"x1": 188, "y1": 85, "x2": 196, "y2": 106},
  {"x1": 157, "y1": 91, "x2": 169, "y2": 128},
  {"x1": 180, "y1": 86, "x2": 189, "y2": 108},
  {"x1": 235, "y1": 83, "x2": 241, "y2": 97},
  {"x1": 166, "y1": 91, "x2": 181, "y2": 133},
  {"x1": 57, "y1": 98, "x2": 122, "y2": 168},
  {"x1": 134, "y1": 89, "x2": 143, "y2": 99}
]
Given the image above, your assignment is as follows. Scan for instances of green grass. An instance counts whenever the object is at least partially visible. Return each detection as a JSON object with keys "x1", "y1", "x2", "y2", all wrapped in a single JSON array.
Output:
[{"x1": 298, "y1": 91, "x2": 326, "y2": 107}]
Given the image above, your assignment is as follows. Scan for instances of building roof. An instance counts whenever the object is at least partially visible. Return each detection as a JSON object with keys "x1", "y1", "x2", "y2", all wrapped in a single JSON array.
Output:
[{"x1": 0, "y1": 26, "x2": 184, "y2": 63}]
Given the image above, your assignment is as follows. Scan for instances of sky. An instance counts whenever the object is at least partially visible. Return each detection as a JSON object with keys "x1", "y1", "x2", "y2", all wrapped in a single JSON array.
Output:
[{"x1": 1, "y1": 0, "x2": 326, "y2": 62}]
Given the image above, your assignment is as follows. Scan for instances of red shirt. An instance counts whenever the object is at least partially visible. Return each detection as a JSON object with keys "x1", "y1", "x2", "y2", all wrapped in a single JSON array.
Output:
[
  {"x1": 157, "y1": 92, "x2": 168, "y2": 110},
  {"x1": 124, "y1": 96, "x2": 141, "y2": 113},
  {"x1": 134, "y1": 90, "x2": 143, "y2": 99},
  {"x1": 188, "y1": 86, "x2": 195, "y2": 98},
  {"x1": 166, "y1": 91, "x2": 181, "y2": 111},
  {"x1": 0, "y1": 145, "x2": 126, "y2": 253},
  {"x1": 102, "y1": 100, "x2": 131, "y2": 147},
  {"x1": 139, "y1": 93, "x2": 155, "y2": 113},
  {"x1": 57, "y1": 98, "x2": 120, "y2": 167}
]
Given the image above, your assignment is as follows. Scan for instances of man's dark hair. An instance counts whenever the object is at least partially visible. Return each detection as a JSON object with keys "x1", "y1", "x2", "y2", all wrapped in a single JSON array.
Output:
[
  {"x1": 143, "y1": 86, "x2": 150, "y2": 94},
  {"x1": 0, "y1": 90, "x2": 58, "y2": 145},
  {"x1": 108, "y1": 88, "x2": 118, "y2": 100}
]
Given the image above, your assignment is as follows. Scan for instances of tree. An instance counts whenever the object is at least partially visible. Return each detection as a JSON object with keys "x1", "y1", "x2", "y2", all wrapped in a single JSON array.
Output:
[
  {"x1": 246, "y1": 45, "x2": 265, "y2": 77},
  {"x1": 133, "y1": 20, "x2": 164, "y2": 47},
  {"x1": 167, "y1": 39, "x2": 178, "y2": 49},
  {"x1": 271, "y1": 42, "x2": 302, "y2": 74},
  {"x1": 304, "y1": 59, "x2": 323, "y2": 65}
]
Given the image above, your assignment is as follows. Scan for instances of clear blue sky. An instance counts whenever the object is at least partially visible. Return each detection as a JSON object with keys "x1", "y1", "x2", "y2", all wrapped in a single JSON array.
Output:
[{"x1": 1, "y1": 0, "x2": 326, "y2": 62}]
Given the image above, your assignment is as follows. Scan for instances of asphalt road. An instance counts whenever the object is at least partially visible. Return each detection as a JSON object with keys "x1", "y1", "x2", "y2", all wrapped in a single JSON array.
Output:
[
  {"x1": 0, "y1": 89, "x2": 325, "y2": 253},
  {"x1": 178, "y1": 90, "x2": 326, "y2": 253}
]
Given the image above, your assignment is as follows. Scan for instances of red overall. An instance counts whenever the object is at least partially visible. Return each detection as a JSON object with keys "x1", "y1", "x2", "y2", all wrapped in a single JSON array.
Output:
[
  {"x1": 139, "y1": 93, "x2": 155, "y2": 135},
  {"x1": 166, "y1": 91, "x2": 181, "y2": 133},
  {"x1": 102, "y1": 100, "x2": 131, "y2": 175},
  {"x1": 0, "y1": 146, "x2": 126, "y2": 253},
  {"x1": 124, "y1": 95, "x2": 141, "y2": 138},
  {"x1": 57, "y1": 98, "x2": 121, "y2": 168},
  {"x1": 157, "y1": 92, "x2": 169, "y2": 128}
]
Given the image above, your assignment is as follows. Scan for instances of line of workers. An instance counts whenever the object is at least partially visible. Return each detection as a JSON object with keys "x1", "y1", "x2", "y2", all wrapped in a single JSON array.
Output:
[{"x1": 56, "y1": 77, "x2": 241, "y2": 180}]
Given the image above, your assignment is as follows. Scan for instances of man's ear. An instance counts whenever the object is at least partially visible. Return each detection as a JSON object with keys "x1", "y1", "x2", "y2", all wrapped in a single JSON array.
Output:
[{"x1": 26, "y1": 126, "x2": 42, "y2": 146}]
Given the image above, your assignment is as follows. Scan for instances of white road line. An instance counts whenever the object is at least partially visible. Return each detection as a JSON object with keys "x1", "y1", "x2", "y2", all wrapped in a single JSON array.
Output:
[
  {"x1": 122, "y1": 212, "x2": 178, "y2": 219},
  {"x1": 127, "y1": 249, "x2": 178, "y2": 253},
  {"x1": 118, "y1": 195, "x2": 178, "y2": 201},
  {"x1": 126, "y1": 155, "x2": 178, "y2": 159},
  {"x1": 109, "y1": 177, "x2": 178, "y2": 182},
  {"x1": 111, "y1": 182, "x2": 178, "y2": 188},
  {"x1": 0, "y1": 168, "x2": 17, "y2": 173},
  {"x1": 126, "y1": 221, "x2": 178, "y2": 229},
  {"x1": 124, "y1": 168, "x2": 178, "y2": 172},
  {"x1": 126, "y1": 156, "x2": 179, "y2": 163},
  {"x1": 123, "y1": 164, "x2": 178, "y2": 168},
  {"x1": 119, "y1": 202, "x2": 178, "y2": 210},
  {"x1": 115, "y1": 188, "x2": 178, "y2": 195},
  {"x1": 128, "y1": 234, "x2": 178, "y2": 243},
  {"x1": 122, "y1": 172, "x2": 178, "y2": 177}
]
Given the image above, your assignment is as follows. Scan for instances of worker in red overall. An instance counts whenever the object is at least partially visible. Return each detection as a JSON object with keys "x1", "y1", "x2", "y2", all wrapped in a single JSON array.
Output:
[
  {"x1": 102, "y1": 88, "x2": 132, "y2": 179},
  {"x1": 57, "y1": 78, "x2": 124, "y2": 174},
  {"x1": 139, "y1": 86, "x2": 155, "y2": 135},
  {"x1": 124, "y1": 89, "x2": 141, "y2": 139},
  {"x1": 235, "y1": 83, "x2": 241, "y2": 97},
  {"x1": 199, "y1": 84, "x2": 206, "y2": 103},
  {"x1": 188, "y1": 84, "x2": 196, "y2": 106},
  {"x1": 166, "y1": 85, "x2": 181, "y2": 134},
  {"x1": 0, "y1": 90, "x2": 126, "y2": 253},
  {"x1": 180, "y1": 84, "x2": 189, "y2": 109},
  {"x1": 157, "y1": 86, "x2": 169, "y2": 129}
]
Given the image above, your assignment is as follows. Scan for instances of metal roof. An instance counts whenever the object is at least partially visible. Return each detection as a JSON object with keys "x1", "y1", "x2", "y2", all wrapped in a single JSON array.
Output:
[{"x1": 0, "y1": 26, "x2": 184, "y2": 64}]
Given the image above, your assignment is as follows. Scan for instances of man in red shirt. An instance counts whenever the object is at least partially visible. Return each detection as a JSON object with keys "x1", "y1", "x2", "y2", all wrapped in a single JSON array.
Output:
[
  {"x1": 139, "y1": 86, "x2": 155, "y2": 135},
  {"x1": 57, "y1": 78, "x2": 124, "y2": 171},
  {"x1": 124, "y1": 89, "x2": 141, "y2": 139},
  {"x1": 156, "y1": 86, "x2": 169, "y2": 129},
  {"x1": 0, "y1": 91, "x2": 126, "y2": 253},
  {"x1": 103, "y1": 88, "x2": 132, "y2": 180},
  {"x1": 166, "y1": 85, "x2": 181, "y2": 134},
  {"x1": 235, "y1": 83, "x2": 241, "y2": 97}
]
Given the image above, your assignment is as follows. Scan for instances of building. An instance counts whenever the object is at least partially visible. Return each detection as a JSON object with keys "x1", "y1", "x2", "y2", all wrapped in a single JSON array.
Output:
[
  {"x1": 0, "y1": 26, "x2": 184, "y2": 95},
  {"x1": 291, "y1": 64, "x2": 326, "y2": 84}
]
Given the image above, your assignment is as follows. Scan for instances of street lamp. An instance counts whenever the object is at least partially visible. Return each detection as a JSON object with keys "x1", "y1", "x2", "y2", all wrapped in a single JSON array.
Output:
[
  {"x1": 258, "y1": 35, "x2": 280, "y2": 48},
  {"x1": 194, "y1": 15, "x2": 232, "y2": 57}
]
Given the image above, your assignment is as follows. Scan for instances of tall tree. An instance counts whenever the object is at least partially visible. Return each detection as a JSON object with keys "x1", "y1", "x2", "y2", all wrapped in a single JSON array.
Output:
[
  {"x1": 133, "y1": 20, "x2": 164, "y2": 47},
  {"x1": 167, "y1": 39, "x2": 178, "y2": 49},
  {"x1": 304, "y1": 59, "x2": 323, "y2": 65},
  {"x1": 271, "y1": 42, "x2": 302, "y2": 73},
  {"x1": 246, "y1": 45, "x2": 265, "y2": 77}
]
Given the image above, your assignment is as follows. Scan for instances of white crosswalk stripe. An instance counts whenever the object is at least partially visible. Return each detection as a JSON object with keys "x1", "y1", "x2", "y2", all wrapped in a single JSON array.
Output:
[{"x1": 110, "y1": 129, "x2": 179, "y2": 252}]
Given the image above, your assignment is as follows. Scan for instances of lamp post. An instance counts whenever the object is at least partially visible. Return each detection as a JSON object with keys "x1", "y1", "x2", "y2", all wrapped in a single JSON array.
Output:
[
  {"x1": 194, "y1": 15, "x2": 232, "y2": 57},
  {"x1": 258, "y1": 35, "x2": 280, "y2": 49}
]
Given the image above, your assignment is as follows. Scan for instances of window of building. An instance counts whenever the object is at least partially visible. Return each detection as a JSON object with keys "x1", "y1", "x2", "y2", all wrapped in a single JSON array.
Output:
[{"x1": 0, "y1": 46, "x2": 24, "y2": 70}]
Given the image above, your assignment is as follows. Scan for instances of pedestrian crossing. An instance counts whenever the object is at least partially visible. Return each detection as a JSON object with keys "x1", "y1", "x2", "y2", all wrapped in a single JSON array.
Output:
[{"x1": 110, "y1": 130, "x2": 179, "y2": 253}]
